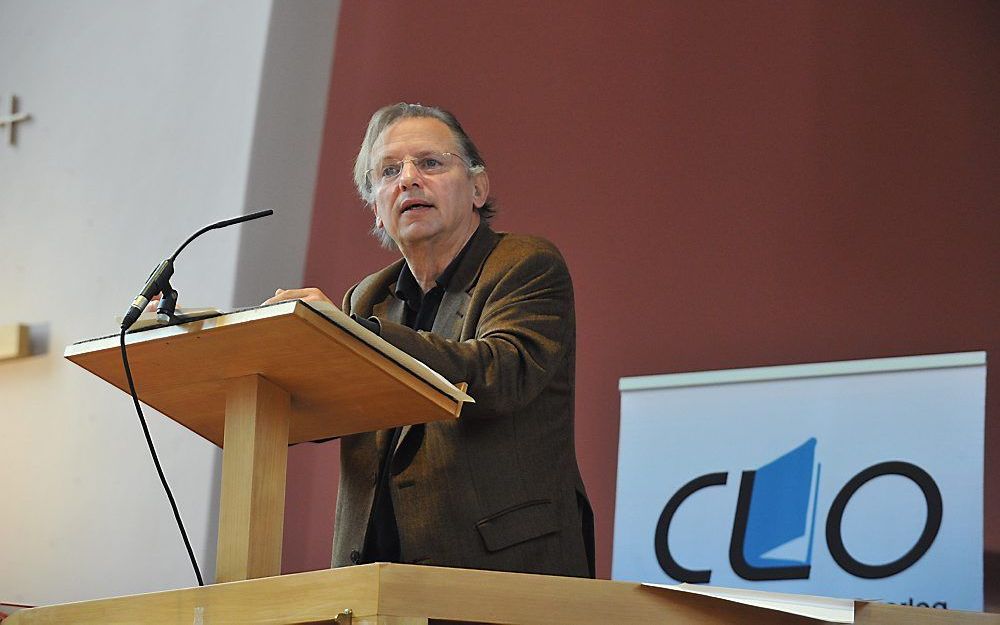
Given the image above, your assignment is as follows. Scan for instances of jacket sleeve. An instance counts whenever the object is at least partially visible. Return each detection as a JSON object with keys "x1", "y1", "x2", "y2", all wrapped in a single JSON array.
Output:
[
  {"x1": 342, "y1": 282, "x2": 358, "y2": 314},
  {"x1": 375, "y1": 244, "x2": 573, "y2": 416}
]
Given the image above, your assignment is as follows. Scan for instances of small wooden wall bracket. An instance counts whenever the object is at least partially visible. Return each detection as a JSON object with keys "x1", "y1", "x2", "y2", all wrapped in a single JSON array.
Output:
[{"x1": 0, "y1": 324, "x2": 30, "y2": 361}]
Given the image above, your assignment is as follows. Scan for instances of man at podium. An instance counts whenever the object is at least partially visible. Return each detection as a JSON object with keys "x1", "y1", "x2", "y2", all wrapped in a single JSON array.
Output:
[{"x1": 265, "y1": 103, "x2": 594, "y2": 578}]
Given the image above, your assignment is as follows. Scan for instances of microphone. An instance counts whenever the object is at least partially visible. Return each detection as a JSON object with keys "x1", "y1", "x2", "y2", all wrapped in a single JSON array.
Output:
[
  {"x1": 122, "y1": 259, "x2": 174, "y2": 330},
  {"x1": 121, "y1": 209, "x2": 273, "y2": 330}
]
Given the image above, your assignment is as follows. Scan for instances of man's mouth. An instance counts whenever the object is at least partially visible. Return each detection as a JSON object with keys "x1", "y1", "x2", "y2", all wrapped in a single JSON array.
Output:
[{"x1": 401, "y1": 200, "x2": 434, "y2": 213}]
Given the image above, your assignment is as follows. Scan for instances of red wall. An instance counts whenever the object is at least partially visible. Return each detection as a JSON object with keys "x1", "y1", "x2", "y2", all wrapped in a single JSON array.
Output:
[{"x1": 283, "y1": 1, "x2": 1000, "y2": 584}]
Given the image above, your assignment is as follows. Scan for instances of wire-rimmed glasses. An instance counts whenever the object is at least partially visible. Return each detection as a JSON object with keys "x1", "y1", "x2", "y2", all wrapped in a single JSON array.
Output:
[{"x1": 365, "y1": 152, "x2": 471, "y2": 191}]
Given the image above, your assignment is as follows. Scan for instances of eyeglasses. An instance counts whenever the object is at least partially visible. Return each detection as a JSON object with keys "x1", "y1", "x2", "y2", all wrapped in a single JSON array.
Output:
[{"x1": 366, "y1": 152, "x2": 471, "y2": 190}]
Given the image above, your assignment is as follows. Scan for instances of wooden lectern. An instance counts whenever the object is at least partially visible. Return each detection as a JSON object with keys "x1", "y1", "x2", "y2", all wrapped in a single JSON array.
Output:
[{"x1": 62, "y1": 300, "x2": 468, "y2": 583}]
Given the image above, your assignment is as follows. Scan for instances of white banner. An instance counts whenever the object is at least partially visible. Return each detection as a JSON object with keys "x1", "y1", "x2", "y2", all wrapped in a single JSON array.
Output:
[{"x1": 613, "y1": 352, "x2": 986, "y2": 611}]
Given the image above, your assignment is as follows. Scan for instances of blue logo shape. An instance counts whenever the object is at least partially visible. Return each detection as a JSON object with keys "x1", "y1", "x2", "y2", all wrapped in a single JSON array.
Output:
[{"x1": 730, "y1": 438, "x2": 820, "y2": 580}]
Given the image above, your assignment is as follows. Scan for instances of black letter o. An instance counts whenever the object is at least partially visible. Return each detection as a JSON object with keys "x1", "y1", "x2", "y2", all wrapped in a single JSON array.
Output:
[{"x1": 826, "y1": 461, "x2": 942, "y2": 579}]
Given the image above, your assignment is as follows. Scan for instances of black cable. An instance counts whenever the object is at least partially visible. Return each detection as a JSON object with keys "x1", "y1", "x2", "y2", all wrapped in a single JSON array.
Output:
[{"x1": 119, "y1": 328, "x2": 204, "y2": 586}]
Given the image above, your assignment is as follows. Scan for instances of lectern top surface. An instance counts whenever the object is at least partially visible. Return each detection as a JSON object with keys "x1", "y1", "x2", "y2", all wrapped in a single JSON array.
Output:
[{"x1": 64, "y1": 300, "x2": 469, "y2": 446}]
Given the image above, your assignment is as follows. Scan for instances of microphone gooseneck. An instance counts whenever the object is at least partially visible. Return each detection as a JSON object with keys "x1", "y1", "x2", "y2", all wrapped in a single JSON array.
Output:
[{"x1": 120, "y1": 209, "x2": 273, "y2": 330}]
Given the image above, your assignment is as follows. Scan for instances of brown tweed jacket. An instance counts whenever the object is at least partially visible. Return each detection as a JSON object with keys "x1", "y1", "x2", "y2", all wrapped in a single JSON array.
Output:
[{"x1": 331, "y1": 223, "x2": 594, "y2": 577}]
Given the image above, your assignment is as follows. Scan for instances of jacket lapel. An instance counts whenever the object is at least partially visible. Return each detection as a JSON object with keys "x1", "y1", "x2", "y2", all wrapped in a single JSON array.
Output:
[
  {"x1": 372, "y1": 282, "x2": 406, "y2": 325},
  {"x1": 450, "y1": 223, "x2": 501, "y2": 296},
  {"x1": 430, "y1": 225, "x2": 501, "y2": 348},
  {"x1": 432, "y1": 291, "x2": 470, "y2": 340}
]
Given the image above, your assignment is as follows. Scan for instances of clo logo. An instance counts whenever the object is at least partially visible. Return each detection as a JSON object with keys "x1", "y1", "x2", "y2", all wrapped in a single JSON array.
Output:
[{"x1": 654, "y1": 438, "x2": 943, "y2": 583}]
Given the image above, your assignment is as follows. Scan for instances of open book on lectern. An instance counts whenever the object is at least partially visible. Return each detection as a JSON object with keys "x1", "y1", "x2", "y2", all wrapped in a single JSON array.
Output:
[{"x1": 304, "y1": 299, "x2": 473, "y2": 404}]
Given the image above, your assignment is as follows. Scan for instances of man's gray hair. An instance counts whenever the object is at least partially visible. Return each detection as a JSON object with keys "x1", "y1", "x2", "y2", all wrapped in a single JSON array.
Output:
[{"x1": 354, "y1": 103, "x2": 495, "y2": 248}]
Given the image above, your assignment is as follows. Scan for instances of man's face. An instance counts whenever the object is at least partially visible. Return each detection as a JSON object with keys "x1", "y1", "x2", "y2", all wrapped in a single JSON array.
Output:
[{"x1": 370, "y1": 117, "x2": 488, "y2": 251}]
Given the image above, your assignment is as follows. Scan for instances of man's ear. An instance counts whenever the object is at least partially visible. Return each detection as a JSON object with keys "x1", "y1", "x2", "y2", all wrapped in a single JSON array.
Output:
[
  {"x1": 472, "y1": 171, "x2": 490, "y2": 209},
  {"x1": 371, "y1": 204, "x2": 383, "y2": 229}
]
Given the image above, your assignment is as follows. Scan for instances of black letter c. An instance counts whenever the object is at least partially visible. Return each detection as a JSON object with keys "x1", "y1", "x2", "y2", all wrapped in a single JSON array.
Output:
[{"x1": 655, "y1": 472, "x2": 728, "y2": 583}]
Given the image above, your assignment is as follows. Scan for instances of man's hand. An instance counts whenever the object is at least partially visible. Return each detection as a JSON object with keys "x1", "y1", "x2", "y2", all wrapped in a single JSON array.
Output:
[
  {"x1": 263, "y1": 287, "x2": 335, "y2": 307},
  {"x1": 144, "y1": 293, "x2": 162, "y2": 312}
]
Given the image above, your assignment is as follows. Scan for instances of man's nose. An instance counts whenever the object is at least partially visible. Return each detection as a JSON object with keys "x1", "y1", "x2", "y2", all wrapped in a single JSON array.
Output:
[{"x1": 398, "y1": 159, "x2": 421, "y2": 187}]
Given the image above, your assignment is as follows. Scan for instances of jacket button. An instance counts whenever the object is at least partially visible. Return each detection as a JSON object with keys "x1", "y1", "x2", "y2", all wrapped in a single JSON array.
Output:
[{"x1": 350, "y1": 549, "x2": 361, "y2": 564}]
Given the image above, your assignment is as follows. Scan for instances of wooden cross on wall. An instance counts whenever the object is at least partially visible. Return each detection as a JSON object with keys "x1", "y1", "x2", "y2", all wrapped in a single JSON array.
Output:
[{"x1": 0, "y1": 94, "x2": 31, "y2": 146}]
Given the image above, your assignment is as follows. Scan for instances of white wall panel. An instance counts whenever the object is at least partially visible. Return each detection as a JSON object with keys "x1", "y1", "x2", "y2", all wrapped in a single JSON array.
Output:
[{"x1": 0, "y1": 0, "x2": 337, "y2": 606}]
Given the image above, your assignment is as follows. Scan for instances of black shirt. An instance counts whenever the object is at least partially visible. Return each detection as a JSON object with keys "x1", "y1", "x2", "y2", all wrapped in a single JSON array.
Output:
[{"x1": 361, "y1": 230, "x2": 479, "y2": 563}]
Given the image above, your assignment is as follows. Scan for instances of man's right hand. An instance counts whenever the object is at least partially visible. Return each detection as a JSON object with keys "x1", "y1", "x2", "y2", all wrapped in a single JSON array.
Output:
[
  {"x1": 144, "y1": 293, "x2": 162, "y2": 312},
  {"x1": 263, "y1": 287, "x2": 336, "y2": 308}
]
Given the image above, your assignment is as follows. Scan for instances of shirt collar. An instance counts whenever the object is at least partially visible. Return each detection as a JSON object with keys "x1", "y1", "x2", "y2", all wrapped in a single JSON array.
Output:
[{"x1": 394, "y1": 225, "x2": 484, "y2": 306}]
